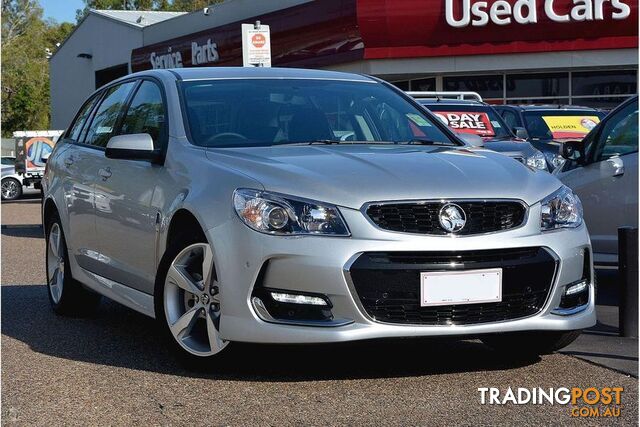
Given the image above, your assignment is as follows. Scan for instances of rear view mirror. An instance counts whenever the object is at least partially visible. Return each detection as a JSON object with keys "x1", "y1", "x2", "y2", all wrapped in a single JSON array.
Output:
[
  {"x1": 513, "y1": 127, "x2": 529, "y2": 139},
  {"x1": 560, "y1": 140, "x2": 585, "y2": 164},
  {"x1": 457, "y1": 133, "x2": 484, "y2": 147},
  {"x1": 105, "y1": 133, "x2": 161, "y2": 162}
]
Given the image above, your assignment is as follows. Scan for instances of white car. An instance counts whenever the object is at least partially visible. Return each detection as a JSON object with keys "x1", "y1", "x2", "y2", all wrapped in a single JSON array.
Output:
[{"x1": 1, "y1": 156, "x2": 24, "y2": 200}]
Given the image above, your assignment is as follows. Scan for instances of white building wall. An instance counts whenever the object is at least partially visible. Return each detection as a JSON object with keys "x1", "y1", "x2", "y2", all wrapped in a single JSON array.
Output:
[
  {"x1": 142, "y1": 0, "x2": 312, "y2": 45},
  {"x1": 50, "y1": 14, "x2": 144, "y2": 129}
]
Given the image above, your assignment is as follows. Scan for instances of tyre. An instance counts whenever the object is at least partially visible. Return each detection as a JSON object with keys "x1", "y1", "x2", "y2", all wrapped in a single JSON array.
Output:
[
  {"x1": 1, "y1": 178, "x2": 22, "y2": 200},
  {"x1": 45, "y1": 213, "x2": 101, "y2": 315},
  {"x1": 155, "y1": 233, "x2": 230, "y2": 368},
  {"x1": 481, "y1": 330, "x2": 582, "y2": 357}
]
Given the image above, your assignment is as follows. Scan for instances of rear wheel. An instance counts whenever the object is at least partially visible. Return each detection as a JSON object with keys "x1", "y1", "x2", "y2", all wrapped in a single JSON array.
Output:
[
  {"x1": 482, "y1": 330, "x2": 582, "y2": 357},
  {"x1": 155, "y1": 236, "x2": 230, "y2": 367},
  {"x1": 45, "y1": 214, "x2": 101, "y2": 315},
  {"x1": 1, "y1": 178, "x2": 22, "y2": 200}
]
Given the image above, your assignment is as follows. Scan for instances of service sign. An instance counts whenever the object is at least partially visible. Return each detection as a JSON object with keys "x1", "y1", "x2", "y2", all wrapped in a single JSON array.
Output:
[
  {"x1": 242, "y1": 24, "x2": 272, "y2": 67},
  {"x1": 541, "y1": 115, "x2": 601, "y2": 139},
  {"x1": 434, "y1": 111, "x2": 496, "y2": 137}
]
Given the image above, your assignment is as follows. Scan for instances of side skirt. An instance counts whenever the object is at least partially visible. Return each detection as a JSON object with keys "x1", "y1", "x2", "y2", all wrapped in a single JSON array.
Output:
[{"x1": 80, "y1": 269, "x2": 156, "y2": 319}]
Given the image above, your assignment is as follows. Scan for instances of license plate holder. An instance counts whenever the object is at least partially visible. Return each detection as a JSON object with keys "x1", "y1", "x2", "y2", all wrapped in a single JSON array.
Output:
[{"x1": 420, "y1": 268, "x2": 502, "y2": 307}]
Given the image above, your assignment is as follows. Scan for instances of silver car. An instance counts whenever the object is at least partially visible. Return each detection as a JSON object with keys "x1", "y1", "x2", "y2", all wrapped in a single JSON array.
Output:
[
  {"x1": 43, "y1": 68, "x2": 595, "y2": 365},
  {"x1": 555, "y1": 96, "x2": 639, "y2": 266}
]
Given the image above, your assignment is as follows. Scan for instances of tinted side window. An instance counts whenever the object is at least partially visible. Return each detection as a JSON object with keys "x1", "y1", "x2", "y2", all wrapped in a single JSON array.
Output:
[
  {"x1": 595, "y1": 100, "x2": 639, "y2": 161},
  {"x1": 83, "y1": 82, "x2": 136, "y2": 148},
  {"x1": 67, "y1": 94, "x2": 101, "y2": 142},
  {"x1": 501, "y1": 110, "x2": 520, "y2": 129},
  {"x1": 119, "y1": 81, "x2": 166, "y2": 149}
]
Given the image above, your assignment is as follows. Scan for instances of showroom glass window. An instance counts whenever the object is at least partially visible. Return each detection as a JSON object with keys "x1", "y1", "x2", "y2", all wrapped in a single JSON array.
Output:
[
  {"x1": 82, "y1": 82, "x2": 136, "y2": 147},
  {"x1": 507, "y1": 73, "x2": 568, "y2": 99},
  {"x1": 119, "y1": 80, "x2": 167, "y2": 149},
  {"x1": 444, "y1": 75, "x2": 503, "y2": 101}
]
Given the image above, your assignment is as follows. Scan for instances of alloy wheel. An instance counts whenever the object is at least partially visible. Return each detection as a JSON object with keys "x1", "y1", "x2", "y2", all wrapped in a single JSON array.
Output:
[
  {"x1": 47, "y1": 223, "x2": 65, "y2": 303},
  {"x1": 163, "y1": 243, "x2": 228, "y2": 357},
  {"x1": 2, "y1": 179, "x2": 19, "y2": 200}
]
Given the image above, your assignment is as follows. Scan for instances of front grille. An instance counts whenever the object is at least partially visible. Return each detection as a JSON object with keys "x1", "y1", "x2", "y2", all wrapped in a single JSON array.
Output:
[
  {"x1": 348, "y1": 247, "x2": 556, "y2": 325},
  {"x1": 365, "y1": 201, "x2": 526, "y2": 235}
]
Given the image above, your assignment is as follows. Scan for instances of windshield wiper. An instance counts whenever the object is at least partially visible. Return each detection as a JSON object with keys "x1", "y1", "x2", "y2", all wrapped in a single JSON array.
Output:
[
  {"x1": 278, "y1": 140, "x2": 341, "y2": 146},
  {"x1": 400, "y1": 138, "x2": 454, "y2": 146}
]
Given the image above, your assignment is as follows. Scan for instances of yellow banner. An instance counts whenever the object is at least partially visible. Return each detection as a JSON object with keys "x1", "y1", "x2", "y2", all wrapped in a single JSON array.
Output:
[{"x1": 542, "y1": 116, "x2": 600, "y2": 138}]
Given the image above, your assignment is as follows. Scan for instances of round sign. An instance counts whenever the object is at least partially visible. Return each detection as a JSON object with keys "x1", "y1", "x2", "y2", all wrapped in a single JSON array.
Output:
[{"x1": 251, "y1": 33, "x2": 266, "y2": 48}]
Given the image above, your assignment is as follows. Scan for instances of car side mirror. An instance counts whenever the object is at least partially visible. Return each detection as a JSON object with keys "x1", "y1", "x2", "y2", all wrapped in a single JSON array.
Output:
[
  {"x1": 457, "y1": 133, "x2": 484, "y2": 147},
  {"x1": 513, "y1": 127, "x2": 529, "y2": 139},
  {"x1": 105, "y1": 133, "x2": 161, "y2": 162},
  {"x1": 560, "y1": 140, "x2": 586, "y2": 164}
]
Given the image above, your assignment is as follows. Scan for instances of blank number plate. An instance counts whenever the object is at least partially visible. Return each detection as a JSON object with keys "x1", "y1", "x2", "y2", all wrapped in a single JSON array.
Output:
[{"x1": 420, "y1": 268, "x2": 502, "y2": 307}]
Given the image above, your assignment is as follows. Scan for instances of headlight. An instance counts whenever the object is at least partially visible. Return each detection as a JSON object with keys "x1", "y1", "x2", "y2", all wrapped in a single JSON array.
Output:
[
  {"x1": 542, "y1": 151, "x2": 565, "y2": 171},
  {"x1": 233, "y1": 189, "x2": 350, "y2": 236},
  {"x1": 540, "y1": 186, "x2": 583, "y2": 231},
  {"x1": 526, "y1": 150, "x2": 548, "y2": 171}
]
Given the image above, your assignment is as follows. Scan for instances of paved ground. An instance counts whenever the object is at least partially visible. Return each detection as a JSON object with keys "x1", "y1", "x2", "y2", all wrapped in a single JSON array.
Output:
[{"x1": 2, "y1": 196, "x2": 638, "y2": 425}]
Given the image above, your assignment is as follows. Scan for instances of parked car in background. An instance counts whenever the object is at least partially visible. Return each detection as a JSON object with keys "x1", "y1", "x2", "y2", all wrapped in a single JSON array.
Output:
[
  {"x1": 494, "y1": 105, "x2": 607, "y2": 171},
  {"x1": 555, "y1": 96, "x2": 638, "y2": 266},
  {"x1": 43, "y1": 68, "x2": 595, "y2": 366},
  {"x1": 1, "y1": 156, "x2": 24, "y2": 200},
  {"x1": 412, "y1": 93, "x2": 547, "y2": 171}
]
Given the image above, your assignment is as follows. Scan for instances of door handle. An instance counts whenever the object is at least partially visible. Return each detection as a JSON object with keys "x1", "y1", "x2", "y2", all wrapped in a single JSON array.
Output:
[
  {"x1": 607, "y1": 157, "x2": 625, "y2": 177},
  {"x1": 98, "y1": 167, "x2": 112, "y2": 180},
  {"x1": 64, "y1": 156, "x2": 74, "y2": 166}
]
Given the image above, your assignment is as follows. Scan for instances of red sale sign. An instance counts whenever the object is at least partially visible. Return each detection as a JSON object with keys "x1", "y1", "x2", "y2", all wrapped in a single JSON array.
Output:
[{"x1": 434, "y1": 112, "x2": 496, "y2": 137}]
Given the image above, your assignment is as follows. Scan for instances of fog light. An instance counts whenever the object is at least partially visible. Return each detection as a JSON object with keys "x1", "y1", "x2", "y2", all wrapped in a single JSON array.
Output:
[
  {"x1": 270, "y1": 292, "x2": 328, "y2": 306},
  {"x1": 565, "y1": 280, "x2": 588, "y2": 296}
]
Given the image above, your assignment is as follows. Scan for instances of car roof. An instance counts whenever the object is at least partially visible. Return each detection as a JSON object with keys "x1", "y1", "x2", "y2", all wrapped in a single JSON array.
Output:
[
  {"x1": 417, "y1": 99, "x2": 488, "y2": 106},
  {"x1": 133, "y1": 67, "x2": 379, "y2": 83},
  {"x1": 497, "y1": 104, "x2": 602, "y2": 111}
]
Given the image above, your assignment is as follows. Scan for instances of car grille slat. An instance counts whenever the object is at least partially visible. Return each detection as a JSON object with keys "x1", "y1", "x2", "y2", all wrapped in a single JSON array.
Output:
[
  {"x1": 348, "y1": 247, "x2": 556, "y2": 326},
  {"x1": 366, "y1": 201, "x2": 526, "y2": 235}
]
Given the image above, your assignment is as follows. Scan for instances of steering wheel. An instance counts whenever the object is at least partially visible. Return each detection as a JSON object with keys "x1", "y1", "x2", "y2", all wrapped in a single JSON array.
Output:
[{"x1": 206, "y1": 132, "x2": 248, "y2": 144}]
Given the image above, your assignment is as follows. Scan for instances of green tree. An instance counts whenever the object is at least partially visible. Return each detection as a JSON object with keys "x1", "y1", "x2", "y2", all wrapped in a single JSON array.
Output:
[{"x1": 1, "y1": 0, "x2": 73, "y2": 135}]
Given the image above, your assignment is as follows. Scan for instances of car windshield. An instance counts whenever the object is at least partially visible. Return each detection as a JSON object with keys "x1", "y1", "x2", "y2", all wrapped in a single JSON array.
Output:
[
  {"x1": 522, "y1": 110, "x2": 606, "y2": 141},
  {"x1": 1, "y1": 157, "x2": 15, "y2": 166},
  {"x1": 423, "y1": 104, "x2": 513, "y2": 139},
  {"x1": 181, "y1": 79, "x2": 457, "y2": 147}
]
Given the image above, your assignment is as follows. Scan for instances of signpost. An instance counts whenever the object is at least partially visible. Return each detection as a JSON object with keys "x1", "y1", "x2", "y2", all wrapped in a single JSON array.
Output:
[{"x1": 242, "y1": 21, "x2": 271, "y2": 67}]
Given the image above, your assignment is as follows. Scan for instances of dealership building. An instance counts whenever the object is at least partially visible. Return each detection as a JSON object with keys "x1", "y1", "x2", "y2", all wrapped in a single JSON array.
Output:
[{"x1": 50, "y1": 0, "x2": 638, "y2": 129}]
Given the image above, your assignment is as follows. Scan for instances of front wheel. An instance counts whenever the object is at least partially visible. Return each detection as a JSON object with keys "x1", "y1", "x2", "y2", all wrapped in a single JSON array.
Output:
[
  {"x1": 155, "y1": 237, "x2": 230, "y2": 367},
  {"x1": 482, "y1": 330, "x2": 582, "y2": 357},
  {"x1": 1, "y1": 178, "x2": 22, "y2": 200}
]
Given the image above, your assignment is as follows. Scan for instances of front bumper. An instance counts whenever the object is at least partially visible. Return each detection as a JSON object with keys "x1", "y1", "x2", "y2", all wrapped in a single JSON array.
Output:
[{"x1": 209, "y1": 203, "x2": 596, "y2": 344}]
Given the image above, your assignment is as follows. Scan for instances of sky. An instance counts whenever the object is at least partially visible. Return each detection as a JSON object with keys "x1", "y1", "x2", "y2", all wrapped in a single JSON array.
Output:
[{"x1": 40, "y1": 0, "x2": 86, "y2": 23}]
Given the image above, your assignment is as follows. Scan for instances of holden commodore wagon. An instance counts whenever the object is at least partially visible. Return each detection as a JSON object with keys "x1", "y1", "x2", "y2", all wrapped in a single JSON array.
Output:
[{"x1": 43, "y1": 67, "x2": 595, "y2": 365}]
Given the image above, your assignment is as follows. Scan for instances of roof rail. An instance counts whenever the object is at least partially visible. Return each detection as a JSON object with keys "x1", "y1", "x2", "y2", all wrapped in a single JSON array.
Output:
[{"x1": 406, "y1": 91, "x2": 483, "y2": 102}]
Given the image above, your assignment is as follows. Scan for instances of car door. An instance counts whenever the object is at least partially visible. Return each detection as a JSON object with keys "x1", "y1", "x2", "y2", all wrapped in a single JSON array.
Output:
[
  {"x1": 55, "y1": 91, "x2": 104, "y2": 272},
  {"x1": 91, "y1": 79, "x2": 168, "y2": 294},
  {"x1": 559, "y1": 98, "x2": 639, "y2": 262},
  {"x1": 68, "y1": 81, "x2": 138, "y2": 273}
]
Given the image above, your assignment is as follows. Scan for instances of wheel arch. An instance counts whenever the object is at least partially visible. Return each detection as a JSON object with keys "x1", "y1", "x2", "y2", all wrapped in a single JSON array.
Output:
[
  {"x1": 42, "y1": 197, "x2": 60, "y2": 232},
  {"x1": 164, "y1": 208, "x2": 207, "y2": 254}
]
